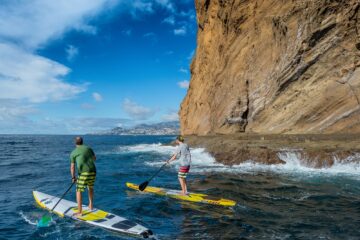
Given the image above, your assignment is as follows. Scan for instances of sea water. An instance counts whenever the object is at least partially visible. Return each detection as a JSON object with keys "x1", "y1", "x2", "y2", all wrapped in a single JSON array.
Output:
[{"x1": 0, "y1": 135, "x2": 360, "y2": 239}]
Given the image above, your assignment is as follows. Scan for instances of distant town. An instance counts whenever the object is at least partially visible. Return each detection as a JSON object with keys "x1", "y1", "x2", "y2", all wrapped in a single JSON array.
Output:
[{"x1": 90, "y1": 121, "x2": 179, "y2": 135}]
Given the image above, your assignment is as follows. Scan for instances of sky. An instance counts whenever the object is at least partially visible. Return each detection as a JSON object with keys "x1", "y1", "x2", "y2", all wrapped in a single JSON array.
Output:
[{"x1": 0, "y1": 0, "x2": 196, "y2": 134}]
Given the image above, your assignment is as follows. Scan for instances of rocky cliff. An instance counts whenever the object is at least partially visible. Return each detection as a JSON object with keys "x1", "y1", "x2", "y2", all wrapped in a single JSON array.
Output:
[{"x1": 180, "y1": 0, "x2": 360, "y2": 135}]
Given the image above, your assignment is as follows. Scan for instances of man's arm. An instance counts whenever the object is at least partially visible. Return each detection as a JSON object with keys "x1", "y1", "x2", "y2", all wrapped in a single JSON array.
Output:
[
  {"x1": 71, "y1": 163, "x2": 76, "y2": 182},
  {"x1": 90, "y1": 148, "x2": 96, "y2": 161},
  {"x1": 167, "y1": 153, "x2": 177, "y2": 164}
]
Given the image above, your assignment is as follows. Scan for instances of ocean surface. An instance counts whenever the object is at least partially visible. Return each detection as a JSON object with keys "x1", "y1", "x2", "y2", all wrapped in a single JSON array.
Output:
[{"x1": 1, "y1": 135, "x2": 360, "y2": 240}]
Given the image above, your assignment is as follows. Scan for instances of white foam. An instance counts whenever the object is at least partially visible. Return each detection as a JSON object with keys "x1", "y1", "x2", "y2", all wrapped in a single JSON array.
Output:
[
  {"x1": 277, "y1": 150, "x2": 360, "y2": 174},
  {"x1": 19, "y1": 211, "x2": 37, "y2": 226},
  {"x1": 117, "y1": 143, "x2": 360, "y2": 177},
  {"x1": 119, "y1": 143, "x2": 175, "y2": 155}
]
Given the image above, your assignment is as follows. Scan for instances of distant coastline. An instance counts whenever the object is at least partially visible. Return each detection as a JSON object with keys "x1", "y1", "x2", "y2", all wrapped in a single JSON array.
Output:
[{"x1": 89, "y1": 121, "x2": 179, "y2": 136}]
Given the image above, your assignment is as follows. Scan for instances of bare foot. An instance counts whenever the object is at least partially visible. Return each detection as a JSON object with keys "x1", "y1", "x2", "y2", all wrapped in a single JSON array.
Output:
[
  {"x1": 89, "y1": 205, "x2": 93, "y2": 211},
  {"x1": 73, "y1": 212, "x2": 83, "y2": 218},
  {"x1": 180, "y1": 192, "x2": 188, "y2": 196}
]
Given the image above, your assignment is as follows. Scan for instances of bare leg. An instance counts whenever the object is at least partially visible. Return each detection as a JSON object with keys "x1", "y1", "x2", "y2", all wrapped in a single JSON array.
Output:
[
  {"x1": 178, "y1": 177, "x2": 187, "y2": 195},
  {"x1": 88, "y1": 186, "x2": 94, "y2": 210},
  {"x1": 183, "y1": 178, "x2": 188, "y2": 194},
  {"x1": 75, "y1": 191, "x2": 83, "y2": 216}
]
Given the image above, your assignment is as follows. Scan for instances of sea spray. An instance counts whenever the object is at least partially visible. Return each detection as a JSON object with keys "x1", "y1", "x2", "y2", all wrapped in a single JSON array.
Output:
[
  {"x1": 19, "y1": 211, "x2": 37, "y2": 226},
  {"x1": 118, "y1": 143, "x2": 360, "y2": 177}
]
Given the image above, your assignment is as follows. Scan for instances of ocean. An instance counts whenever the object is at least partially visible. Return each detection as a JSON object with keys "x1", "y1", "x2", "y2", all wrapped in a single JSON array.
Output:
[{"x1": 1, "y1": 135, "x2": 360, "y2": 239}]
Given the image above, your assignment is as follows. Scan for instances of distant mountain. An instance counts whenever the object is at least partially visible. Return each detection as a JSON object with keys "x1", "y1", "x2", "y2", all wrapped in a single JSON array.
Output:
[{"x1": 91, "y1": 121, "x2": 180, "y2": 135}]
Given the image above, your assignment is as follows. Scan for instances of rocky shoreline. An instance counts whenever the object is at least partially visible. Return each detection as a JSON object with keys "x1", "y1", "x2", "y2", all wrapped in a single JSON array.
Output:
[{"x1": 186, "y1": 134, "x2": 360, "y2": 168}]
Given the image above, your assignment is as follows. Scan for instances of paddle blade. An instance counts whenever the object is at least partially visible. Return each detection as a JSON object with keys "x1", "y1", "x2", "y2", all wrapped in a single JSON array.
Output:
[
  {"x1": 37, "y1": 215, "x2": 52, "y2": 227},
  {"x1": 138, "y1": 181, "x2": 149, "y2": 191}
]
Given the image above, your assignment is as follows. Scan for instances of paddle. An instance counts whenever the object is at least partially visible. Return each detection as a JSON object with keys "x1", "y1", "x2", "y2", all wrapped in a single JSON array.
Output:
[
  {"x1": 139, "y1": 162, "x2": 167, "y2": 191},
  {"x1": 37, "y1": 181, "x2": 75, "y2": 227}
]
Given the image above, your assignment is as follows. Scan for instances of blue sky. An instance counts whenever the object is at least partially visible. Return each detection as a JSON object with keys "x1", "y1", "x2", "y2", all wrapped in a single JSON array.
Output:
[{"x1": 0, "y1": 0, "x2": 196, "y2": 134}]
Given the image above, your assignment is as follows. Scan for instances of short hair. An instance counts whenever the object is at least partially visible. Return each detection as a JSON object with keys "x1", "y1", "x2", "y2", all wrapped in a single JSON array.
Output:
[
  {"x1": 176, "y1": 135, "x2": 184, "y2": 142},
  {"x1": 75, "y1": 136, "x2": 83, "y2": 145}
]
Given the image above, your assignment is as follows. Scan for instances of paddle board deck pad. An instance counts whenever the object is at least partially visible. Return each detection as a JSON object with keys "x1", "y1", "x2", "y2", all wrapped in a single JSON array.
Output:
[
  {"x1": 33, "y1": 191, "x2": 154, "y2": 238},
  {"x1": 126, "y1": 182, "x2": 236, "y2": 207}
]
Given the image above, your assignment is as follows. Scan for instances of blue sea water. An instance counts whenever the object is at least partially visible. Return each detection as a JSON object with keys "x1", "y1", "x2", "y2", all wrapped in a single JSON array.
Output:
[{"x1": 1, "y1": 135, "x2": 360, "y2": 239}]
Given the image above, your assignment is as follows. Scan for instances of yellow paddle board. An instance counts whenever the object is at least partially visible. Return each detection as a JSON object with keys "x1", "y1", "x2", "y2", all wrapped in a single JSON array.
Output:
[{"x1": 126, "y1": 182, "x2": 236, "y2": 207}]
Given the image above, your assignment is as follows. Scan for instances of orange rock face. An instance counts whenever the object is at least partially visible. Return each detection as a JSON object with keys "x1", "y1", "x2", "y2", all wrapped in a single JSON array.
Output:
[{"x1": 180, "y1": 0, "x2": 360, "y2": 135}]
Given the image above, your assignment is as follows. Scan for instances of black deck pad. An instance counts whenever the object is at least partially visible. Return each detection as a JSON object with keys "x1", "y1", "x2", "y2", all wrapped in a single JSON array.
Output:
[
  {"x1": 112, "y1": 220, "x2": 137, "y2": 230},
  {"x1": 93, "y1": 218, "x2": 107, "y2": 223}
]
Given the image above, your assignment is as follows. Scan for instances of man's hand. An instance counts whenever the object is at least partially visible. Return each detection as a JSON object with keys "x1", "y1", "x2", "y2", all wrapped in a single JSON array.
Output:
[
  {"x1": 167, "y1": 153, "x2": 177, "y2": 164},
  {"x1": 70, "y1": 163, "x2": 76, "y2": 183}
]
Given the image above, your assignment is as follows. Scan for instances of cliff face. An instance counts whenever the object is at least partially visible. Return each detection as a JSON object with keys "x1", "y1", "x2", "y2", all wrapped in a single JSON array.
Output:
[{"x1": 180, "y1": 0, "x2": 360, "y2": 135}]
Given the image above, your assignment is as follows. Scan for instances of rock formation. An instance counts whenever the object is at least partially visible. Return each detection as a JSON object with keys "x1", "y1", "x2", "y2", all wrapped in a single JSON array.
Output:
[{"x1": 180, "y1": 0, "x2": 360, "y2": 135}]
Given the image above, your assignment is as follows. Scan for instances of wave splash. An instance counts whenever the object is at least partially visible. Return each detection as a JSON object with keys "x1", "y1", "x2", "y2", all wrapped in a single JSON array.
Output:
[
  {"x1": 276, "y1": 151, "x2": 360, "y2": 174},
  {"x1": 19, "y1": 211, "x2": 37, "y2": 226},
  {"x1": 117, "y1": 143, "x2": 360, "y2": 176}
]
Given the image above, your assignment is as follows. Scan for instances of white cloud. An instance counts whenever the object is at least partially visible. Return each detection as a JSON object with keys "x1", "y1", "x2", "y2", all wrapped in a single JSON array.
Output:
[
  {"x1": 81, "y1": 103, "x2": 94, "y2": 109},
  {"x1": 0, "y1": 0, "x2": 110, "y2": 49},
  {"x1": 174, "y1": 26, "x2": 187, "y2": 36},
  {"x1": 163, "y1": 16, "x2": 175, "y2": 25},
  {"x1": 177, "y1": 80, "x2": 189, "y2": 89},
  {"x1": 0, "y1": 43, "x2": 86, "y2": 103},
  {"x1": 155, "y1": 0, "x2": 175, "y2": 12},
  {"x1": 187, "y1": 49, "x2": 195, "y2": 60},
  {"x1": 0, "y1": 100, "x2": 37, "y2": 121},
  {"x1": 122, "y1": 29, "x2": 132, "y2": 36},
  {"x1": 161, "y1": 112, "x2": 179, "y2": 121},
  {"x1": 165, "y1": 50, "x2": 174, "y2": 55},
  {"x1": 130, "y1": 0, "x2": 154, "y2": 15},
  {"x1": 127, "y1": 0, "x2": 178, "y2": 18},
  {"x1": 122, "y1": 98, "x2": 156, "y2": 120},
  {"x1": 0, "y1": 0, "x2": 195, "y2": 133},
  {"x1": 92, "y1": 92, "x2": 103, "y2": 102},
  {"x1": 179, "y1": 67, "x2": 188, "y2": 73},
  {"x1": 179, "y1": 10, "x2": 196, "y2": 20},
  {"x1": 0, "y1": 116, "x2": 131, "y2": 135},
  {"x1": 134, "y1": 0, "x2": 153, "y2": 12},
  {"x1": 0, "y1": 107, "x2": 132, "y2": 133},
  {"x1": 0, "y1": 1, "x2": 115, "y2": 104},
  {"x1": 74, "y1": 23, "x2": 98, "y2": 35},
  {"x1": 0, "y1": 100, "x2": 39, "y2": 133},
  {"x1": 143, "y1": 32, "x2": 156, "y2": 38},
  {"x1": 66, "y1": 45, "x2": 79, "y2": 61},
  {"x1": 65, "y1": 117, "x2": 131, "y2": 133},
  {"x1": 143, "y1": 32, "x2": 157, "y2": 43}
]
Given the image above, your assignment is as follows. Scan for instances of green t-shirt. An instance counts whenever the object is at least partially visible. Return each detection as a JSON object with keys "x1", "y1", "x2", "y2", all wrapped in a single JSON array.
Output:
[{"x1": 70, "y1": 145, "x2": 96, "y2": 174}]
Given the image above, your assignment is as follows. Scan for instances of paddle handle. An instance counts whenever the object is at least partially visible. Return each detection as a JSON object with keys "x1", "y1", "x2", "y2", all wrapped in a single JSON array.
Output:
[{"x1": 50, "y1": 181, "x2": 75, "y2": 212}]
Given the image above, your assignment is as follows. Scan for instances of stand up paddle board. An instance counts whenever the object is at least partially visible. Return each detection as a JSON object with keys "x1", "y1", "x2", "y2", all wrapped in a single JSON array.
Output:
[
  {"x1": 126, "y1": 183, "x2": 236, "y2": 207},
  {"x1": 33, "y1": 191, "x2": 154, "y2": 238}
]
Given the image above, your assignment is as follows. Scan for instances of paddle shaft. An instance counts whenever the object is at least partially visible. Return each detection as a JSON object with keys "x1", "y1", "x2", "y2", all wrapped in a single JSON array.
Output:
[
  {"x1": 50, "y1": 181, "x2": 75, "y2": 212},
  {"x1": 146, "y1": 163, "x2": 167, "y2": 183}
]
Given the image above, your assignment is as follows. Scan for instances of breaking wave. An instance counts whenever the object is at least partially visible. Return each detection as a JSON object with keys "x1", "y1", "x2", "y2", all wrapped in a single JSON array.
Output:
[{"x1": 117, "y1": 143, "x2": 360, "y2": 177}]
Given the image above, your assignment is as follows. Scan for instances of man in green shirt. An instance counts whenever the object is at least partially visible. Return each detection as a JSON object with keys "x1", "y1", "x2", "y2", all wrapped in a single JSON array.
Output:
[{"x1": 70, "y1": 137, "x2": 96, "y2": 216}]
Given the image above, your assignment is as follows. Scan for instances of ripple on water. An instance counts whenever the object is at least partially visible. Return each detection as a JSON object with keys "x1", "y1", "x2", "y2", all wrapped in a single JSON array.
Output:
[{"x1": 1, "y1": 135, "x2": 360, "y2": 239}]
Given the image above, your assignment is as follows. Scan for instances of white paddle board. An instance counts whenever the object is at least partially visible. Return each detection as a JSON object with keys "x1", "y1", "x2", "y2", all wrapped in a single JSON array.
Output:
[{"x1": 33, "y1": 191, "x2": 154, "y2": 238}]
